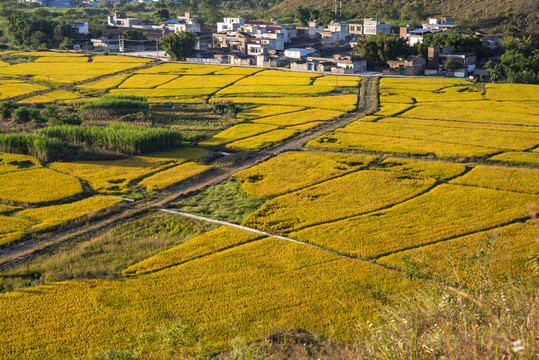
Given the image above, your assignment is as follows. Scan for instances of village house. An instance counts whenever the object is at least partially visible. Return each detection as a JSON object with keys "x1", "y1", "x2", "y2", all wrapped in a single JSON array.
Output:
[
  {"x1": 217, "y1": 17, "x2": 245, "y2": 33},
  {"x1": 384, "y1": 56, "x2": 426, "y2": 75},
  {"x1": 296, "y1": 20, "x2": 325, "y2": 39},
  {"x1": 426, "y1": 45, "x2": 476, "y2": 77},
  {"x1": 164, "y1": 13, "x2": 201, "y2": 33},
  {"x1": 362, "y1": 19, "x2": 391, "y2": 36}
]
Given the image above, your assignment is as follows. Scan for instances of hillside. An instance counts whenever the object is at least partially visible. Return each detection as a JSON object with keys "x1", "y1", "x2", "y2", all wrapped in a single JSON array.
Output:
[{"x1": 271, "y1": 0, "x2": 539, "y2": 34}]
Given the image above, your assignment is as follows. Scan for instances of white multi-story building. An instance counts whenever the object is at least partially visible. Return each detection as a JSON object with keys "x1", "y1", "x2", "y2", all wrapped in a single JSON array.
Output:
[
  {"x1": 217, "y1": 17, "x2": 245, "y2": 33},
  {"x1": 363, "y1": 19, "x2": 391, "y2": 36}
]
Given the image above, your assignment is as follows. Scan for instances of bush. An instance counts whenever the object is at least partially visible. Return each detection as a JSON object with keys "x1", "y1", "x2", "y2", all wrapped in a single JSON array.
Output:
[
  {"x1": 0, "y1": 102, "x2": 15, "y2": 120},
  {"x1": 0, "y1": 133, "x2": 66, "y2": 161},
  {"x1": 12, "y1": 106, "x2": 32, "y2": 123},
  {"x1": 80, "y1": 95, "x2": 149, "y2": 121}
]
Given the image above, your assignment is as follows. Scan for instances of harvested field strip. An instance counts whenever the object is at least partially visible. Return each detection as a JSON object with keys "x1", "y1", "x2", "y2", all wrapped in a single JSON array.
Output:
[
  {"x1": 0, "y1": 168, "x2": 83, "y2": 205},
  {"x1": 234, "y1": 151, "x2": 376, "y2": 198},
  {"x1": 225, "y1": 129, "x2": 299, "y2": 150},
  {"x1": 377, "y1": 222, "x2": 539, "y2": 281},
  {"x1": 307, "y1": 131, "x2": 498, "y2": 159},
  {"x1": 290, "y1": 184, "x2": 537, "y2": 259},
  {"x1": 122, "y1": 226, "x2": 265, "y2": 276},
  {"x1": 337, "y1": 117, "x2": 539, "y2": 151},
  {"x1": 0, "y1": 237, "x2": 419, "y2": 359},
  {"x1": 243, "y1": 170, "x2": 437, "y2": 233},
  {"x1": 450, "y1": 165, "x2": 539, "y2": 195}
]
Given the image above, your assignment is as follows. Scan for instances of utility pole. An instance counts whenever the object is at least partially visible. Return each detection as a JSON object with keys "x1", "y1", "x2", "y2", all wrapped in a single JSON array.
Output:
[
  {"x1": 156, "y1": 38, "x2": 159, "y2": 57},
  {"x1": 335, "y1": 0, "x2": 342, "y2": 22}
]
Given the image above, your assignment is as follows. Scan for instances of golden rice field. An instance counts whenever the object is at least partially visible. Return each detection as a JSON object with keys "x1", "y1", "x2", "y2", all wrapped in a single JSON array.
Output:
[
  {"x1": 34, "y1": 56, "x2": 89, "y2": 63},
  {"x1": 243, "y1": 170, "x2": 436, "y2": 233},
  {"x1": 308, "y1": 131, "x2": 498, "y2": 158},
  {"x1": 253, "y1": 109, "x2": 344, "y2": 126},
  {"x1": 0, "y1": 152, "x2": 41, "y2": 173},
  {"x1": 373, "y1": 158, "x2": 467, "y2": 181},
  {"x1": 0, "y1": 80, "x2": 48, "y2": 99},
  {"x1": 377, "y1": 222, "x2": 539, "y2": 281},
  {"x1": 157, "y1": 74, "x2": 245, "y2": 89},
  {"x1": 313, "y1": 75, "x2": 361, "y2": 87},
  {"x1": 77, "y1": 74, "x2": 131, "y2": 90},
  {"x1": 136, "y1": 63, "x2": 226, "y2": 75},
  {"x1": 380, "y1": 87, "x2": 484, "y2": 102},
  {"x1": 0, "y1": 215, "x2": 32, "y2": 235},
  {"x1": 0, "y1": 167, "x2": 83, "y2": 204},
  {"x1": 122, "y1": 226, "x2": 264, "y2": 276},
  {"x1": 449, "y1": 165, "x2": 539, "y2": 194},
  {"x1": 210, "y1": 94, "x2": 358, "y2": 112},
  {"x1": 487, "y1": 151, "x2": 539, "y2": 166},
  {"x1": 0, "y1": 205, "x2": 21, "y2": 214},
  {"x1": 374, "y1": 103, "x2": 413, "y2": 116},
  {"x1": 225, "y1": 128, "x2": 299, "y2": 150},
  {"x1": 484, "y1": 83, "x2": 539, "y2": 101},
  {"x1": 139, "y1": 162, "x2": 211, "y2": 191},
  {"x1": 0, "y1": 237, "x2": 419, "y2": 359},
  {"x1": 21, "y1": 90, "x2": 80, "y2": 104},
  {"x1": 234, "y1": 151, "x2": 376, "y2": 198},
  {"x1": 49, "y1": 148, "x2": 207, "y2": 193},
  {"x1": 118, "y1": 74, "x2": 178, "y2": 89},
  {"x1": 236, "y1": 105, "x2": 305, "y2": 120},
  {"x1": 216, "y1": 84, "x2": 336, "y2": 96},
  {"x1": 291, "y1": 184, "x2": 537, "y2": 259},
  {"x1": 288, "y1": 121, "x2": 323, "y2": 131},
  {"x1": 212, "y1": 67, "x2": 261, "y2": 75},
  {"x1": 110, "y1": 87, "x2": 220, "y2": 98},
  {"x1": 19, "y1": 195, "x2": 122, "y2": 232},
  {"x1": 199, "y1": 123, "x2": 278, "y2": 147},
  {"x1": 380, "y1": 77, "x2": 471, "y2": 91},
  {"x1": 0, "y1": 231, "x2": 26, "y2": 247},
  {"x1": 234, "y1": 73, "x2": 314, "y2": 86}
]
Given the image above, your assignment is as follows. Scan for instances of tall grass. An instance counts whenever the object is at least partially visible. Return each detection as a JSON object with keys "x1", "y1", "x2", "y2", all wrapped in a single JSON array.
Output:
[
  {"x1": 80, "y1": 95, "x2": 149, "y2": 120},
  {"x1": 0, "y1": 133, "x2": 65, "y2": 161},
  {"x1": 39, "y1": 125, "x2": 184, "y2": 155}
]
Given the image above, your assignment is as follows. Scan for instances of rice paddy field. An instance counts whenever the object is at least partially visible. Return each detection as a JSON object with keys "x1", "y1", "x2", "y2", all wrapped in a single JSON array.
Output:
[{"x1": 0, "y1": 53, "x2": 538, "y2": 359}]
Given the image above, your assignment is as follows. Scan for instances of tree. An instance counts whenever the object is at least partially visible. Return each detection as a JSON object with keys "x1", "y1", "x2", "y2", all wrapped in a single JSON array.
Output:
[
  {"x1": 293, "y1": 6, "x2": 310, "y2": 26},
  {"x1": 202, "y1": 0, "x2": 222, "y2": 25},
  {"x1": 415, "y1": 30, "x2": 492, "y2": 60},
  {"x1": 444, "y1": 57, "x2": 462, "y2": 71},
  {"x1": 354, "y1": 33, "x2": 412, "y2": 64},
  {"x1": 400, "y1": 1, "x2": 424, "y2": 25},
  {"x1": 318, "y1": 6, "x2": 335, "y2": 26},
  {"x1": 161, "y1": 31, "x2": 198, "y2": 61},
  {"x1": 153, "y1": 8, "x2": 170, "y2": 23}
]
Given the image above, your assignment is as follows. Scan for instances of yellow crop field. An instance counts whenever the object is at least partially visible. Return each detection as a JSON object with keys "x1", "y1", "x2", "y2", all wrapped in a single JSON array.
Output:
[
  {"x1": 381, "y1": 87, "x2": 484, "y2": 103},
  {"x1": 402, "y1": 101, "x2": 539, "y2": 126},
  {"x1": 157, "y1": 75, "x2": 244, "y2": 89},
  {"x1": 374, "y1": 158, "x2": 467, "y2": 181},
  {"x1": 0, "y1": 205, "x2": 21, "y2": 214},
  {"x1": 226, "y1": 129, "x2": 298, "y2": 150},
  {"x1": 139, "y1": 162, "x2": 211, "y2": 191},
  {"x1": 0, "y1": 152, "x2": 41, "y2": 173},
  {"x1": 213, "y1": 67, "x2": 259, "y2": 75},
  {"x1": 291, "y1": 184, "x2": 538, "y2": 259},
  {"x1": 244, "y1": 170, "x2": 436, "y2": 233},
  {"x1": 19, "y1": 195, "x2": 122, "y2": 232},
  {"x1": 35, "y1": 56, "x2": 89, "y2": 63},
  {"x1": 216, "y1": 84, "x2": 335, "y2": 96},
  {"x1": 375, "y1": 103, "x2": 413, "y2": 116},
  {"x1": 485, "y1": 83, "x2": 539, "y2": 101},
  {"x1": 50, "y1": 148, "x2": 206, "y2": 193},
  {"x1": 0, "y1": 237, "x2": 418, "y2": 359},
  {"x1": 256, "y1": 69, "x2": 319, "y2": 77},
  {"x1": 287, "y1": 121, "x2": 323, "y2": 131},
  {"x1": 147, "y1": 96, "x2": 205, "y2": 104},
  {"x1": 0, "y1": 231, "x2": 26, "y2": 247},
  {"x1": 110, "y1": 87, "x2": 219, "y2": 97},
  {"x1": 211, "y1": 94, "x2": 358, "y2": 112},
  {"x1": 118, "y1": 74, "x2": 178, "y2": 89},
  {"x1": 123, "y1": 226, "x2": 264, "y2": 276},
  {"x1": 21, "y1": 90, "x2": 80, "y2": 103},
  {"x1": 199, "y1": 123, "x2": 278, "y2": 147},
  {"x1": 253, "y1": 108, "x2": 344, "y2": 126},
  {"x1": 377, "y1": 222, "x2": 539, "y2": 281},
  {"x1": 380, "y1": 77, "x2": 471, "y2": 91},
  {"x1": 355, "y1": 115, "x2": 382, "y2": 122},
  {"x1": 0, "y1": 80, "x2": 48, "y2": 99},
  {"x1": 137, "y1": 63, "x2": 225, "y2": 75},
  {"x1": 0, "y1": 62, "x2": 143, "y2": 84},
  {"x1": 237, "y1": 105, "x2": 305, "y2": 120},
  {"x1": 234, "y1": 151, "x2": 376, "y2": 198},
  {"x1": 379, "y1": 92, "x2": 414, "y2": 104},
  {"x1": 450, "y1": 165, "x2": 539, "y2": 195},
  {"x1": 0, "y1": 215, "x2": 32, "y2": 235},
  {"x1": 91, "y1": 56, "x2": 151, "y2": 63},
  {"x1": 337, "y1": 117, "x2": 539, "y2": 151},
  {"x1": 308, "y1": 131, "x2": 498, "y2": 158},
  {"x1": 314, "y1": 76, "x2": 361, "y2": 87},
  {"x1": 487, "y1": 151, "x2": 539, "y2": 166},
  {"x1": 77, "y1": 74, "x2": 131, "y2": 90},
  {"x1": 0, "y1": 168, "x2": 83, "y2": 204},
  {"x1": 235, "y1": 74, "x2": 313, "y2": 86},
  {"x1": 12, "y1": 51, "x2": 85, "y2": 57}
]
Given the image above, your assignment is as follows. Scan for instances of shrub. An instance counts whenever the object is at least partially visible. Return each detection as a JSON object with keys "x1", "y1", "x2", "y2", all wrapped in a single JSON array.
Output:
[{"x1": 12, "y1": 106, "x2": 32, "y2": 123}]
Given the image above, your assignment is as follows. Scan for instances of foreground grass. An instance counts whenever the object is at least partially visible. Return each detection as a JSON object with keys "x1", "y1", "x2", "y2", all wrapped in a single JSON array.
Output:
[{"x1": 0, "y1": 213, "x2": 215, "y2": 293}]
